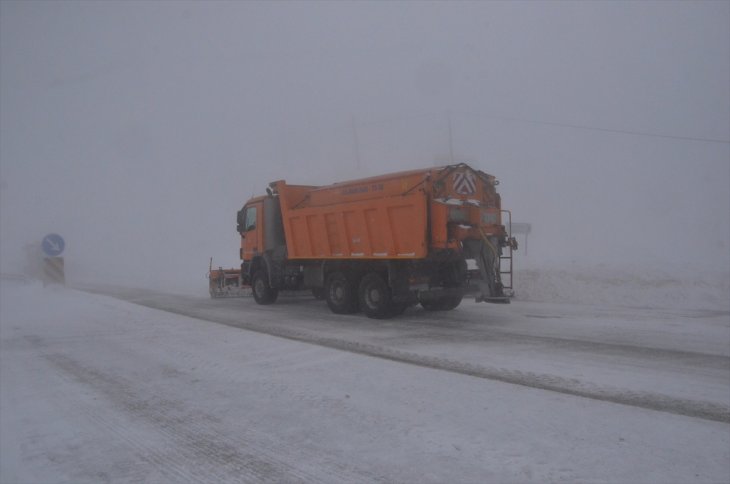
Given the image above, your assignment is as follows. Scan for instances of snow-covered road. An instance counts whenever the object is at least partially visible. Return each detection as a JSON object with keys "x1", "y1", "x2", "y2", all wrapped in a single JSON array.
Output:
[
  {"x1": 78, "y1": 283, "x2": 730, "y2": 423},
  {"x1": 2, "y1": 279, "x2": 729, "y2": 483}
]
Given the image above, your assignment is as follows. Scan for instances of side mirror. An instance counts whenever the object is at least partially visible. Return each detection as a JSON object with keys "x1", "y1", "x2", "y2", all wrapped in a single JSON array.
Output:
[{"x1": 236, "y1": 209, "x2": 245, "y2": 233}]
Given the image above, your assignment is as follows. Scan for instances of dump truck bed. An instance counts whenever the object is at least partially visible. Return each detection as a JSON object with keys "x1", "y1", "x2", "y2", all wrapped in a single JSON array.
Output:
[
  {"x1": 276, "y1": 187, "x2": 428, "y2": 259},
  {"x1": 271, "y1": 165, "x2": 505, "y2": 260}
]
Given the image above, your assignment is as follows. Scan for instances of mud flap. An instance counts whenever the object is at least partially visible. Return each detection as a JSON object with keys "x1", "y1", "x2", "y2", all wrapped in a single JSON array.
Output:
[{"x1": 462, "y1": 239, "x2": 510, "y2": 304}]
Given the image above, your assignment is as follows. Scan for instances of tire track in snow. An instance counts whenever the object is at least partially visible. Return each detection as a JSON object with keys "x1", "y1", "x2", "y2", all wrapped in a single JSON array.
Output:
[
  {"x1": 44, "y1": 351, "x2": 385, "y2": 484},
  {"x1": 45, "y1": 353, "x2": 280, "y2": 483},
  {"x1": 78, "y1": 286, "x2": 730, "y2": 424}
]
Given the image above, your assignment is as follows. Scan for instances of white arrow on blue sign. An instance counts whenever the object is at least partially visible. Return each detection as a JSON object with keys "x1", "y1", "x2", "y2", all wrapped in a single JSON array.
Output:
[{"x1": 42, "y1": 234, "x2": 65, "y2": 257}]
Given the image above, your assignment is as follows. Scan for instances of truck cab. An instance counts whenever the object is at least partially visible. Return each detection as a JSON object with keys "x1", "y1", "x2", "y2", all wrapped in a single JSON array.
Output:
[
  {"x1": 237, "y1": 195, "x2": 288, "y2": 303},
  {"x1": 237, "y1": 198, "x2": 263, "y2": 261}
]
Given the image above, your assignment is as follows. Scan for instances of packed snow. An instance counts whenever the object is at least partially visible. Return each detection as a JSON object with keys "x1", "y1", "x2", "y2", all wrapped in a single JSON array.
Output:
[{"x1": 1, "y1": 275, "x2": 728, "y2": 483}]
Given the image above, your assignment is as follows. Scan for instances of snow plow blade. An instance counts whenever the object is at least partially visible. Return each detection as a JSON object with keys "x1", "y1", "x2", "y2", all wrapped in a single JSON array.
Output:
[{"x1": 208, "y1": 259, "x2": 248, "y2": 298}]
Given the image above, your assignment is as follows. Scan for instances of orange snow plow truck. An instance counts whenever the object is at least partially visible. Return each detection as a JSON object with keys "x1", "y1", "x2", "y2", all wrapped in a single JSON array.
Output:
[{"x1": 209, "y1": 163, "x2": 517, "y2": 318}]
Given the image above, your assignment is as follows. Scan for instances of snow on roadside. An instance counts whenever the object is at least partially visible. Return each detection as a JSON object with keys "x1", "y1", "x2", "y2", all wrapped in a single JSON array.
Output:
[{"x1": 514, "y1": 265, "x2": 730, "y2": 310}]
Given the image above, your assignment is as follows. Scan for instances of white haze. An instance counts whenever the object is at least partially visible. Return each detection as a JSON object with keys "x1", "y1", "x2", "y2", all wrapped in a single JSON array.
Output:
[{"x1": 1, "y1": 1, "x2": 728, "y2": 293}]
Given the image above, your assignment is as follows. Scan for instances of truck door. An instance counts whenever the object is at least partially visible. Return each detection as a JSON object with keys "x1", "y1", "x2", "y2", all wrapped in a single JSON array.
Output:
[{"x1": 241, "y1": 202, "x2": 263, "y2": 260}]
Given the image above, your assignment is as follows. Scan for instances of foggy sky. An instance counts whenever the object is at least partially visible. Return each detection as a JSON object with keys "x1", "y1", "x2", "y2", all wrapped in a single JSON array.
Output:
[{"x1": 1, "y1": 1, "x2": 728, "y2": 292}]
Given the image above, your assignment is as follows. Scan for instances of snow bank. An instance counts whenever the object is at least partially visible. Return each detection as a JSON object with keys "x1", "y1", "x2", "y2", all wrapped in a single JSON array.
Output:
[{"x1": 514, "y1": 265, "x2": 730, "y2": 310}]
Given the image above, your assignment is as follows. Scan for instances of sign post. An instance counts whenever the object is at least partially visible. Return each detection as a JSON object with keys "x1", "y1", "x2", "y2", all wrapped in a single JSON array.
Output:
[{"x1": 41, "y1": 234, "x2": 65, "y2": 285}]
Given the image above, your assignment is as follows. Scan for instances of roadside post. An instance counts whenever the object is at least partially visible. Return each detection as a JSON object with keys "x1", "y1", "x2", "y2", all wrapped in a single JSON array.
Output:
[{"x1": 41, "y1": 233, "x2": 65, "y2": 285}]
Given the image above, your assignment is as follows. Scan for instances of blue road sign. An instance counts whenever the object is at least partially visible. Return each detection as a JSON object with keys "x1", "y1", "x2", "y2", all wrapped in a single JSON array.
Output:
[{"x1": 42, "y1": 233, "x2": 65, "y2": 257}]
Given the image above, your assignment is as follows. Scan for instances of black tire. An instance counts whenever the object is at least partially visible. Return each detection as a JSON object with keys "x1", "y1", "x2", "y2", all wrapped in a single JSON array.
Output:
[
  {"x1": 251, "y1": 270, "x2": 278, "y2": 305},
  {"x1": 311, "y1": 287, "x2": 325, "y2": 300},
  {"x1": 390, "y1": 302, "x2": 408, "y2": 316},
  {"x1": 439, "y1": 294, "x2": 463, "y2": 310},
  {"x1": 359, "y1": 272, "x2": 397, "y2": 319},
  {"x1": 420, "y1": 298, "x2": 441, "y2": 311},
  {"x1": 420, "y1": 294, "x2": 463, "y2": 311},
  {"x1": 325, "y1": 271, "x2": 359, "y2": 314}
]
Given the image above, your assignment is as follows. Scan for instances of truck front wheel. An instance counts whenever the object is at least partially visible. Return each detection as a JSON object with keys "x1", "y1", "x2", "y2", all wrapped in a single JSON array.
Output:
[
  {"x1": 325, "y1": 272, "x2": 359, "y2": 314},
  {"x1": 252, "y1": 270, "x2": 279, "y2": 305}
]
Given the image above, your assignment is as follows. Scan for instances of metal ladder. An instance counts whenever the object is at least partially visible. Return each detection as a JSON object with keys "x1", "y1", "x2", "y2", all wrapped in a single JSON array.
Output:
[{"x1": 500, "y1": 210, "x2": 514, "y2": 296}]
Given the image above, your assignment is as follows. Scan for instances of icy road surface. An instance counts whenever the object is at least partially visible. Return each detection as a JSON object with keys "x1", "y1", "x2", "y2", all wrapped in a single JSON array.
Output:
[{"x1": 2, "y1": 280, "x2": 729, "y2": 483}]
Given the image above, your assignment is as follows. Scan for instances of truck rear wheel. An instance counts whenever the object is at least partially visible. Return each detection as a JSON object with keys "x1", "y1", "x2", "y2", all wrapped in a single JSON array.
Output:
[
  {"x1": 420, "y1": 294, "x2": 463, "y2": 311},
  {"x1": 252, "y1": 270, "x2": 278, "y2": 305},
  {"x1": 359, "y1": 272, "x2": 398, "y2": 319},
  {"x1": 325, "y1": 271, "x2": 359, "y2": 314}
]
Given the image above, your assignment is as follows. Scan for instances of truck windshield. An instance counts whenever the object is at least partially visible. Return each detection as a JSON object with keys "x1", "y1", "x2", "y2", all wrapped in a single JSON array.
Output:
[{"x1": 244, "y1": 206, "x2": 257, "y2": 231}]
